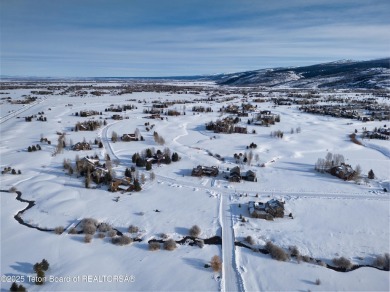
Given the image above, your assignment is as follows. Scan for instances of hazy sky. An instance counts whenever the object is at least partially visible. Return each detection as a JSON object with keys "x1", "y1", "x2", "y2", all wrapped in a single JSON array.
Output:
[{"x1": 1, "y1": 0, "x2": 389, "y2": 77}]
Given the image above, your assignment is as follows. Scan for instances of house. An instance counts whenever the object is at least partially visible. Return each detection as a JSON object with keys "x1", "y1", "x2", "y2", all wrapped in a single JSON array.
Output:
[
  {"x1": 109, "y1": 177, "x2": 134, "y2": 192},
  {"x1": 191, "y1": 165, "x2": 219, "y2": 177},
  {"x1": 112, "y1": 114, "x2": 123, "y2": 120},
  {"x1": 233, "y1": 126, "x2": 248, "y2": 134},
  {"x1": 72, "y1": 142, "x2": 92, "y2": 151},
  {"x1": 248, "y1": 199, "x2": 285, "y2": 220},
  {"x1": 229, "y1": 166, "x2": 241, "y2": 182},
  {"x1": 146, "y1": 153, "x2": 166, "y2": 164},
  {"x1": 242, "y1": 170, "x2": 257, "y2": 182},
  {"x1": 329, "y1": 163, "x2": 356, "y2": 181},
  {"x1": 121, "y1": 134, "x2": 138, "y2": 142}
]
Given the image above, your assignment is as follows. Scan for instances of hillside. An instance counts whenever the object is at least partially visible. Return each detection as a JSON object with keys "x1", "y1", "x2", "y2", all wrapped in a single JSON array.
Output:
[{"x1": 215, "y1": 58, "x2": 390, "y2": 89}]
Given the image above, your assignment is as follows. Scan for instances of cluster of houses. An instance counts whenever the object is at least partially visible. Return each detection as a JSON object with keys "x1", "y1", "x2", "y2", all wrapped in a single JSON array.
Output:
[
  {"x1": 248, "y1": 199, "x2": 285, "y2": 220},
  {"x1": 72, "y1": 142, "x2": 92, "y2": 151},
  {"x1": 252, "y1": 110, "x2": 280, "y2": 126},
  {"x1": 220, "y1": 103, "x2": 256, "y2": 116},
  {"x1": 78, "y1": 110, "x2": 101, "y2": 117},
  {"x1": 228, "y1": 166, "x2": 257, "y2": 182},
  {"x1": 190, "y1": 165, "x2": 256, "y2": 182},
  {"x1": 74, "y1": 120, "x2": 102, "y2": 131},
  {"x1": 299, "y1": 104, "x2": 390, "y2": 122},
  {"x1": 362, "y1": 127, "x2": 389, "y2": 140},
  {"x1": 205, "y1": 117, "x2": 248, "y2": 134},
  {"x1": 104, "y1": 104, "x2": 136, "y2": 112}
]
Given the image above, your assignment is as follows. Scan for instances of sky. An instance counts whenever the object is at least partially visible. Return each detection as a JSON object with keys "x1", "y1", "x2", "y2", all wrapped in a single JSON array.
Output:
[{"x1": 1, "y1": 0, "x2": 389, "y2": 77}]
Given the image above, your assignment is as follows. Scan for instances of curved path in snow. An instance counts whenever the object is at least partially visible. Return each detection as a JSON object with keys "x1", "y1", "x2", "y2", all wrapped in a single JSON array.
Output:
[{"x1": 362, "y1": 141, "x2": 390, "y2": 159}]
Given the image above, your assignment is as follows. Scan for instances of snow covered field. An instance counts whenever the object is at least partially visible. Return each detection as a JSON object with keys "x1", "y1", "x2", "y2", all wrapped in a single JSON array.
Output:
[{"x1": 1, "y1": 81, "x2": 389, "y2": 291}]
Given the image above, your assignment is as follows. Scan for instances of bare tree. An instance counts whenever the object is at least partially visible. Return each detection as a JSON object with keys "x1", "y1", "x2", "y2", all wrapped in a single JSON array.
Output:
[
  {"x1": 111, "y1": 131, "x2": 118, "y2": 143},
  {"x1": 135, "y1": 128, "x2": 141, "y2": 139}
]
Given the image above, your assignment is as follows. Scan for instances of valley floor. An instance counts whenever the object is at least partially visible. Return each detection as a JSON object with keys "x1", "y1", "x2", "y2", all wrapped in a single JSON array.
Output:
[{"x1": 1, "y1": 82, "x2": 389, "y2": 291}]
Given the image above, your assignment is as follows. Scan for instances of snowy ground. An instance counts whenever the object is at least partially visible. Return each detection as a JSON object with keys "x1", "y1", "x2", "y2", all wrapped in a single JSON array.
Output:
[{"x1": 0, "y1": 81, "x2": 389, "y2": 291}]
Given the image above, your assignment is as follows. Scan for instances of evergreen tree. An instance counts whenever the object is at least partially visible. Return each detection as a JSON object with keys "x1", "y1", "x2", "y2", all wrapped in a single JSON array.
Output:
[
  {"x1": 36, "y1": 270, "x2": 45, "y2": 285},
  {"x1": 41, "y1": 259, "x2": 49, "y2": 271},
  {"x1": 98, "y1": 141, "x2": 103, "y2": 148},
  {"x1": 368, "y1": 169, "x2": 375, "y2": 179},
  {"x1": 164, "y1": 155, "x2": 171, "y2": 165},
  {"x1": 10, "y1": 282, "x2": 18, "y2": 291},
  {"x1": 134, "y1": 179, "x2": 142, "y2": 192},
  {"x1": 132, "y1": 153, "x2": 139, "y2": 163},
  {"x1": 136, "y1": 157, "x2": 145, "y2": 167},
  {"x1": 28, "y1": 146, "x2": 32, "y2": 152},
  {"x1": 33, "y1": 262, "x2": 42, "y2": 273},
  {"x1": 146, "y1": 161, "x2": 152, "y2": 171},
  {"x1": 172, "y1": 152, "x2": 179, "y2": 162},
  {"x1": 125, "y1": 168, "x2": 132, "y2": 178}
]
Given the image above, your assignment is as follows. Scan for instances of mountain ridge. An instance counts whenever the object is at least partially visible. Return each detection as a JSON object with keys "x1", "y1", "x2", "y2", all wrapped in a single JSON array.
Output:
[{"x1": 214, "y1": 58, "x2": 390, "y2": 89}]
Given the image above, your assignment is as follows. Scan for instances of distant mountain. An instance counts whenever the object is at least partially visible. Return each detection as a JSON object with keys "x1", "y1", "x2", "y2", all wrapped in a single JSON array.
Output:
[{"x1": 213, "y1": 58, "x2": 390, "y2": 89}]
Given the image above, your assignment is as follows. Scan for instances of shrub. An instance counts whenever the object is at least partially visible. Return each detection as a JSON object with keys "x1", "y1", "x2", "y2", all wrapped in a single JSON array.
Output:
[
  {"x1": 112, "y1": 235, "x2": 133, "y2": 246},
  {"x1": 289, "y1": 245, "x2": 300, "y2": 257},
  {"x1": 265, "y1": 241, "x2": 290, "y2": 261},
  {"x1": 83, "y1": 224, "x2": 97, "y2": 235},
  {"x1": 373, "y1": 253, "x2": 390, "y2": 270},
  {"x1": 107, "y1": 230, "x2": 117, "y2": 237},
  {"x1": 189, "y1": 225, "x2": 201, "y2": 237},
  {"x1": 9, "y1": 186, "x2": 17, "y2": 193},
  {"x1": 82, "y1": 218, "x2": 98, "y2": 227},
  {"x1": 160, "y1": 233, "x2": 169, "y2": 239},
  {"x1": 128, "y1": 225, "x2": 139, "y2": 233},
  {"x1": 315, "y1": 278, "x2": 321, "y2": 285},
  {"x1": 84, "y1": 234, "x2": 93, "y2": 243},
  {"x1": 54, "y1": 226, "x2": 64, "y2": 235},
  {"x1": 98, "y1": 223, "x2": 112, "y2": 232},
  {"x1": 149, "y1": 241, "x2": 161, "y2": 251},
  {"x1": 68, "y1": 227, "x2": 78, "y2": 234},
  {"x1": 210, "y1": 255, "x2": 222, "y2": 272},
  {"x1": 245, "y1": 235, "x2": 255, "y2": 245},
  {"x1": 97, "y1": 232, "x2": 106, "y2": 239},
  {"x1": 163, "y1": 239, "x2": 177, "y2": 251},
  {"x1": 196, "y1": 239, "x2": 205, "y2": 248},
  {"x1": 302, "y1": 255, "x2": 311, "y2": 263},
  {"x1": 332, "y1": 256, "x2": 352, "y2": 270}
]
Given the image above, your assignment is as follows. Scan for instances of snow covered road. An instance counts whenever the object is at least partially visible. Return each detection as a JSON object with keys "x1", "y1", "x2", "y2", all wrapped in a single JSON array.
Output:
[{"x1": 221, "y1": 194, "x2": 244, "y2": 292}]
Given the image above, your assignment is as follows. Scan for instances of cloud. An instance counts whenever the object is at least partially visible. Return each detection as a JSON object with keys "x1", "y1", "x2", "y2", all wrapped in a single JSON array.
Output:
[{"x1": 1, "y1": 0, "x2": 389, "y2": 76}]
